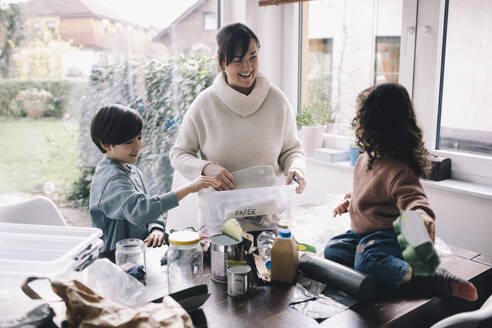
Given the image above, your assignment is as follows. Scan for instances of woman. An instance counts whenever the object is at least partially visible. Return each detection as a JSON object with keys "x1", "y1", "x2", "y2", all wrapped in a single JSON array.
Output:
[{"x1": 170, "y1": 23, "x2": 306, "y2": 193}]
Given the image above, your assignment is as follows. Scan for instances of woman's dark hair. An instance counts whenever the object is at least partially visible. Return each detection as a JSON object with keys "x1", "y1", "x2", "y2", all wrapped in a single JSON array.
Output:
[
  {"x1": 90, "y1": 104, "x2": 143, "y2": 153},
  {"x1": 352, "y1": 83, "x2": 431, "y2": 178},
  {"x1": 216, "y1": 23, "x2": 260, "y2": 70}
]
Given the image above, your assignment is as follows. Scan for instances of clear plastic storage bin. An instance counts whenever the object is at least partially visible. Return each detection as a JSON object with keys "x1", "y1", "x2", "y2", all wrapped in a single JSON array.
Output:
[
  {"x1": 198, "y1": 184, "x2": 296, "y2": 235},
  {"x1": 0, "y1": 223, "x2": 103, "y2": 289}
]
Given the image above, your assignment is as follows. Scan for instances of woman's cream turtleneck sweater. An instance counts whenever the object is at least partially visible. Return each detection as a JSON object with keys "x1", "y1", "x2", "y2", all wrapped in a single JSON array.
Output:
[{"x1": 170, "y1": 71, "x2": 305, "y2": 180}]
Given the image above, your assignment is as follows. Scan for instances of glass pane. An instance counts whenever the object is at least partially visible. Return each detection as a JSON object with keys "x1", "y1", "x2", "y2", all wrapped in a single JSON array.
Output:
[
  {"x1": 374, "y1": 36, "x2": 400, "y2": 84},
  {"x1": 438, "y1": 0, "x2": 492, "y2": 156},
  {"x1": 0, "y1": 0, "x2": 217, "y2": 224},
  {"x1": 301, "y1": 0, "x2": 402, "y2": 136}
]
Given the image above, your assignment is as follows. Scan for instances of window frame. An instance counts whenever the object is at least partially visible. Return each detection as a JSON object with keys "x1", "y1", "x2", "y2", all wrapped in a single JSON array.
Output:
[
  {"x1": 297, "y1": 0, "x2": 417, "y2": 132},
  {"x1": 413, "y1": 0, "x2": 492, "y2": 186}
]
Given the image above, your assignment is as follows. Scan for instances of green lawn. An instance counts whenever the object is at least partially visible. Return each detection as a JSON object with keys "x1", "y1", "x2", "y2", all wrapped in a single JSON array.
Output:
[{"x1": 0, "y1": 118, "x2": 80, "y2": 196}]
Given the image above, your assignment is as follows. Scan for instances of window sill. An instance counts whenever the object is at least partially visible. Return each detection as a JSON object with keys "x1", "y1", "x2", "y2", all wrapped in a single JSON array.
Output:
[
  {"x1": 307, "y1": 157, "x2": 492, "y2": 201},
  {"x1": 420, "y1": 179, "x2": 492, "y2": 201},
  {"x1": 307, "y1": 157, "x2": 354, "y2": 170}
]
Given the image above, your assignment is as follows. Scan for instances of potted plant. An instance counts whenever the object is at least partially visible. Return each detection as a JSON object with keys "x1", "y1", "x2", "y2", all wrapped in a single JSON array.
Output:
[
  {"x1": 297, "y1": 109, "x2": 324, "y2": 157},
  {"x1": 296, "y1": 88, "x2": 334, "y2": 156}
]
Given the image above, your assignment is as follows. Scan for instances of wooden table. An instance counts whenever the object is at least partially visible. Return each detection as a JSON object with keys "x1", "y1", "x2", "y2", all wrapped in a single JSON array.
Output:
[{"x1": 188, "y1": 245, "x2": 492, "y2": 328}]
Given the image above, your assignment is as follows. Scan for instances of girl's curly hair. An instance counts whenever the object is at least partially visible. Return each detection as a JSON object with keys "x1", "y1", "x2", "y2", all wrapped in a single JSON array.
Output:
[{"x1": 352, "y1": 83, "x2": 431, "y2": 178}]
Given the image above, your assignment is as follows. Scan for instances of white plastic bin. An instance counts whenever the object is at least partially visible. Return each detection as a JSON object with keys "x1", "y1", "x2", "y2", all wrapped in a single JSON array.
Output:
[
  {"x1": 0, "y1": 223, "x2": 102, "y2": 289},
  {"x1": 198, "y1": 184, "x2": 296, "y2": 235}
]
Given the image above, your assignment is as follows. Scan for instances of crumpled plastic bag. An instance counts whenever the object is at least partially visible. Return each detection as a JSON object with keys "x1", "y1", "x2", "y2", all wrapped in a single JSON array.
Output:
[
  {"x1": 289, "y1": 276, "x2": 352, "y2": 321},
  {"x1": 68, "y1": 258, "x2": 148, "y2": 308},
  {"x1": 22, "y1": 276, "x2": 193, "y2": 328},
  {"x1": 292, "y1": 194, "x2": 351, "y2": 255},
  {"x1": 292, "y1": 194, "x2": 454, "y2": 258}
]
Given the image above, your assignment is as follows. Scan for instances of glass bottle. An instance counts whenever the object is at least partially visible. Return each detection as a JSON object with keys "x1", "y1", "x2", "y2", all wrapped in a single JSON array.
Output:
[{"x1": 167, "y1": 230, "x2": 203, "y2": 293}]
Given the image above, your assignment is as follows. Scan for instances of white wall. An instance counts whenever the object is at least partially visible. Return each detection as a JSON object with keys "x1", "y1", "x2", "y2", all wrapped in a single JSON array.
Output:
[{"x1": 220, "y1": 0, "x2": 300, "y2": 111}]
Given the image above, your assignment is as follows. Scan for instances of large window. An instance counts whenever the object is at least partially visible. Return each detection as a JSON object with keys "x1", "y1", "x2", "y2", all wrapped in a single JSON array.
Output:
[
  {"x1": 437, "y1": 0, "x2": 492, "y2": 157},
  {"x1": 300, "y1": 0, "x2": 403, "y2": 136},
  {"x1": 0, "y1": 0, "x2": 218, "y2": 223}
]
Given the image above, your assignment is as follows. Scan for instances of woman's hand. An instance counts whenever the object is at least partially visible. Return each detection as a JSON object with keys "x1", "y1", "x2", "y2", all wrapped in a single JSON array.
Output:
[
  {"x1": 202, "y1": 163, "x2": 235, "y2": 190},
  {"x1": 286, "y1": 169, "x2": 306, "y2": 194},
  {"x1": 144, "y1": 228, "x2": 164, "y2": 247},
  {"x1": 333, "y1": 193, "x2": 351, "y2": 217},
  {"x1": 188, "y1": 176, "x2": 221, "y2": 193}
]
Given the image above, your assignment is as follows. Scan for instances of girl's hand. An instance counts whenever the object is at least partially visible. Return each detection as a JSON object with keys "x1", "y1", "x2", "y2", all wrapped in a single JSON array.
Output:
[
  {"x1": 145, "y1": 228, "x2": 164, "y2": 247},
  {"x1": 286, "y1": 169, "x2": 306, "y2": 194},
  {"x1": 202, "y1": 163, "x2": 235, "y2": 190},
  {"x1": 333, "y1": 193, "x2": 351, "y2": 217},
  {"x1": 422, "y1": 213, "x2": 436, "y2": 242},
  {"x1": 189, "y1": 175, "x2": 221, "y2": 192}
]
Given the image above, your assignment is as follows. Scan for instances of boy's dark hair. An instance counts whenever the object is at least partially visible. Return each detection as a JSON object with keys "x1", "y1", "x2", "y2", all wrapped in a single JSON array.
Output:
[
  {"x1": 90, "y1": 104, "x2": 143, "y2": 153},
  {"x1": 216, "y1": 22, "x2": 260, "y2": 70},
  {"x1": 352, "y1": 83, "x2": 431, "y2": 178}
]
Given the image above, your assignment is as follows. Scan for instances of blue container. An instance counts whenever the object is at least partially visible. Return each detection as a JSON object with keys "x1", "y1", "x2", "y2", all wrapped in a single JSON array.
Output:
[{"x1": 349, "y1": 146, "x2": 362, "y2": 167}]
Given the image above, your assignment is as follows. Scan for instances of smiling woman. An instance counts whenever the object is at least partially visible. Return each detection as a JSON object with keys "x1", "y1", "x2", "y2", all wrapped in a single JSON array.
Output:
[{"x1": 170, "y1": 22, "x2": 307, "y2": 194}]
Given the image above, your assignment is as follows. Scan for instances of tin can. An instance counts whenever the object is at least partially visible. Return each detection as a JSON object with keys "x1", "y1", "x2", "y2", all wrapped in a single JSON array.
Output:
[
  {"x1": 227, "y1": 265, "x2": 251, "y2": 297},
  {"x1": 210, "y1": 234, "x2": 243, "y2": 283}
]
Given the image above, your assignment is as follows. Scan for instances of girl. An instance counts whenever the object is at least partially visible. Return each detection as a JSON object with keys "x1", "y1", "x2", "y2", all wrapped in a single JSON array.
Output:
[{"x1": 326, "y1": 83, "x2": 477, "y2": 301}]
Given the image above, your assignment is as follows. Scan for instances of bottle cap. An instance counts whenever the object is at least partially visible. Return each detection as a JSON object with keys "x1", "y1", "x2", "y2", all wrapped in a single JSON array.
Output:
[
  {"x1": 169, "y1": 230, "x2": 200, "y2": 246},
  {"x1": 279, "y1": 229, "x2": 291, "y2": 238},
  {"x1": 265, "y1": 258, "x2": 271, "y2": 269}
]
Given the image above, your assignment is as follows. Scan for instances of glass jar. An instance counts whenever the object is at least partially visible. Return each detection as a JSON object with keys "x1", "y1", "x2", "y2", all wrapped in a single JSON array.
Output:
[
  {"x1": 167, "y1": 230, "x2": 203, "y2": 294},
  {"x1": 115, "y1": 238, "x2": 146, "y2": 285}
]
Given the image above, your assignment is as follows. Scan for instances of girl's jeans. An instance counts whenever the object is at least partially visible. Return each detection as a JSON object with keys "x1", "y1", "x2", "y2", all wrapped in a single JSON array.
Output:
[{"x1": 324, "y1": 229, "x2": 410, "y2": 288}]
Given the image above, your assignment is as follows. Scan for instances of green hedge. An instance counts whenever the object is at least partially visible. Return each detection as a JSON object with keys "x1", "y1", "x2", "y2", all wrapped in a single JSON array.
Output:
[
  {"x1": 70, "y1": 52, "x2": 216, "y2": 206},
  {"x1": 0, "y1": 79, "x2": 78, "y2": 117}
]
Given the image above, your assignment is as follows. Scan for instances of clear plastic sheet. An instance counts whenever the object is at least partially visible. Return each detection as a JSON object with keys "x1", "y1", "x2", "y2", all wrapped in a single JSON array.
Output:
[
  {"x1": 292, "y1": 193, "x2": 454, "y2": 257},
  {"x1": 289, "y1": 276, "x2": 351, "y2": 321},
  {"x1": 292, "y1": 193, "x2": 351, "y2": 256},
  {"x1": 290, "y1": 294, "x2": 349, "y2": 321}
]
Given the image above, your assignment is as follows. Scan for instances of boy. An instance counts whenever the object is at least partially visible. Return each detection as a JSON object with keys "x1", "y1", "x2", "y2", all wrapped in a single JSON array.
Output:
[{"x1": 89, "y1": 104, "x2": 220, "y2": 259}]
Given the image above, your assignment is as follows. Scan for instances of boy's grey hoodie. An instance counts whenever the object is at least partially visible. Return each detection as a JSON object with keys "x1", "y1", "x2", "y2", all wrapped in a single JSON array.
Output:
[{"x1": 89, "y1": 157, "x2": 178, "y2": 252}]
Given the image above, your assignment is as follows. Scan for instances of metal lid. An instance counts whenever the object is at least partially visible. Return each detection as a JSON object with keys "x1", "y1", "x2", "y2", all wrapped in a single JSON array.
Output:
[
  {"x1": 169, "y1": 230, "x2": 200, "y2": 246},
  {"x1": 227, "y1": 265, "x2": 251, "y2": 274},
  {"x1": 210, "y1": 234, "x2": 240, "y2": 246}
]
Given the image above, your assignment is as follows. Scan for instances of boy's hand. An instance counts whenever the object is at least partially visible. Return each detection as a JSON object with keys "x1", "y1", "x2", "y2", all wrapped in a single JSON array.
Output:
[
  {"x1": 189, "y1": 176, "x2": 221, "y2": 193},
  {"x1": 145, "y1": 228, "x2": 164, "y2": 247},
  {"x1": 333, "y1": 193, "x2": 351, "y2": 217}
]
